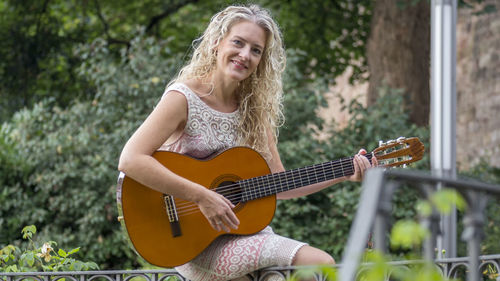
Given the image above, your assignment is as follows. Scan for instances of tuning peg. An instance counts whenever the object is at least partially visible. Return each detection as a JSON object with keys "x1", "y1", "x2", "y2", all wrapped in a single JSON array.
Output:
[
  {"x1": 379, "y1": 140, "x2": 386, "y2": 146},
  {"x1": 397, "y1": 136, "x2": 406, "y2": 143}
]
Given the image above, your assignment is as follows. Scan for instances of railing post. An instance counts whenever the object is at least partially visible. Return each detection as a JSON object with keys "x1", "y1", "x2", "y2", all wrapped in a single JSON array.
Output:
[
  {"x1": 339, "y1": 168, "x2": 387, "y2": 281},
  {"x1": 461, "y1": 190, "x2": 487, "y2": 281},
  {"x1": 420, "y1": 183, "x2": 442, "y2": 260},
  {"x1": 374, "y1": 181, "x2": 398, "y2": 254}
]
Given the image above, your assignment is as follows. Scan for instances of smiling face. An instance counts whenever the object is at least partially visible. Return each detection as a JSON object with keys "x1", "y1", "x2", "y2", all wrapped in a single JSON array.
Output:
[{"x1": 214, "y1": 20, "x2": 267, "y2": 84}]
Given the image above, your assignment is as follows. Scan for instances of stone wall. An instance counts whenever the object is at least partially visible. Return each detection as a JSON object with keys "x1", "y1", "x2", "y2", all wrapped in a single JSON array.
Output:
[
  {"x1": 320, "y1": 1, "x2": 500, "y2": 170},
  {"x1": 456, "y1": 0, "x2": 500, "y2": 169}
]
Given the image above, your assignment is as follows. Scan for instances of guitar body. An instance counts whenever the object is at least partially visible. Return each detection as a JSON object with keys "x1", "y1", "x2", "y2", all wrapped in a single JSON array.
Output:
[
  {"x1": 117, "y1": 136, "x2": 425, "y2": 268},
  {"x1": 118, "y1": 147, "x2": 276, "y2": 268}
]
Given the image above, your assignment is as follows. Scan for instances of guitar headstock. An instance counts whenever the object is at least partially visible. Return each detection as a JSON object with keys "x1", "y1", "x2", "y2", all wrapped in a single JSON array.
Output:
[{"x1": 372, "y1": 137, "x2": 425, "y2": 168}]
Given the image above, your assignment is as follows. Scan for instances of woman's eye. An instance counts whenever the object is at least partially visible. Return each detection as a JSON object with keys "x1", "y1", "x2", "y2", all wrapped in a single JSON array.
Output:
[
  {"x1": 253, "y1": 48, "x2": 262, "y2": 55},
  {"x1": 232, "y1": 40, "x2": 242, "y2": 46}
]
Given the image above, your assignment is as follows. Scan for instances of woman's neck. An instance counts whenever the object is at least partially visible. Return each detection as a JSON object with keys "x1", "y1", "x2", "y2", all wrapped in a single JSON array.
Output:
[
  {"x1": 186, "y1": 76, "x2": 239, "y2": 113},
  {"x1": 208, "y1": 73, "x2": 239, "y2": 105}
]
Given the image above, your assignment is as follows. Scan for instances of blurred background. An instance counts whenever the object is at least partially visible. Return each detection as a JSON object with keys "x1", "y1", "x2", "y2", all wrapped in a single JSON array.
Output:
[{"x1": 0, "y1": 0, "x2": 498, "y2": 270}]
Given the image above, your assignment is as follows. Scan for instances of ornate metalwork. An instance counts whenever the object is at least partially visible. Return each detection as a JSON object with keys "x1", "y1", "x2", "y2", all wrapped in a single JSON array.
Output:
[{"x1": 1, "y1": 256, "x2": 500, "y2": 281}]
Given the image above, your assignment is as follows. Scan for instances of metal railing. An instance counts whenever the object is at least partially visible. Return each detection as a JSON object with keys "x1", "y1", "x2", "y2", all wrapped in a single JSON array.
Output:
[
  {"x1": 2, "y1": 169, "x2": 500, "y2": 281},
  {"x1": 2, "y1": 256, "x2": 500, "y2": 281},
  {"x1": 340, "y1": 168, "x2": 500, "y2": 281}
]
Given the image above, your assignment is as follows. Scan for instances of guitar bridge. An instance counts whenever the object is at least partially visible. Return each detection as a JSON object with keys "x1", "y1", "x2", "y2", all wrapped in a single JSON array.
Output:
[{"x1": 163, "y1": 195, "x2": 182, "y2": 237}]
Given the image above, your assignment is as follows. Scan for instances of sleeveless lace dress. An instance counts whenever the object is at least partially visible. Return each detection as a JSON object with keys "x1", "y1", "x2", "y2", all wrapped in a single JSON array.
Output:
[{"x1": 160, "y1": 83, "x2": 307, "y2": 281}]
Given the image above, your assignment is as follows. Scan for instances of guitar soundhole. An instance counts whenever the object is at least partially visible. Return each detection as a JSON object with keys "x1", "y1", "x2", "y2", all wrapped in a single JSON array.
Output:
[{"x1": 216, "y1": 181, "x2": 242, "y2": 205}]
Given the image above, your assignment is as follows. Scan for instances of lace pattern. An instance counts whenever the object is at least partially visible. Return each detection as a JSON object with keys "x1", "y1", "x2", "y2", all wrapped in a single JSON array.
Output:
[
  {"x1": 159, "y1": 83, "x2": 240, "y2": 159},
  {"x1": 159, "y1": 83, "x2": 307, "y2": 281},
  {"x1": 175, "y1": 226, "x2": 306, "y2": 281}
]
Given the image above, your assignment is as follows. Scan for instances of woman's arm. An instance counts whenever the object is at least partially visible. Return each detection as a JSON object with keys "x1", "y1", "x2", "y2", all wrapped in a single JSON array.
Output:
[
  {"x1": 264, "y1": 130, "x2": 376, "y2": 200},
  {"x1": 118, "y1": 91, "x2": 239, "y2": 232}
]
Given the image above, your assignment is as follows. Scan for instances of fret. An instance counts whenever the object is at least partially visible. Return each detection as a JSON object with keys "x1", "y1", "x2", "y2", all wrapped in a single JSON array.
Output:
[
  {"x1": 238, "y1": 156, "x2": 359, "y2": 201},
  {"x1": 259, "y1": 175, "x2": 267, "y2": 197},
  {"x1": 277, "y1": 172, "x2": 284, "y2": 193},
  {"x1": 321, "y1": 162, "x2": 328, "y2": 182},
  {"x1": 241, "y1": 180, "x2": 249, "y2": 202},
  {"x1": 304, "y1": 167, "x2": 311, "y2": 186},
  {"x1": 265, "y1": 174, "x2": 272, "y2": 196},
  {"x1": 297, "y1": 168, "x2": 303, "y2": 188}
]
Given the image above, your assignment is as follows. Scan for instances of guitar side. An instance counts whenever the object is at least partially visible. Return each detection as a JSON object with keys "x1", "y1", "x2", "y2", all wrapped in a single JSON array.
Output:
[{"x1": 119, "y1": 147, "x2": 276, "y2": 267}]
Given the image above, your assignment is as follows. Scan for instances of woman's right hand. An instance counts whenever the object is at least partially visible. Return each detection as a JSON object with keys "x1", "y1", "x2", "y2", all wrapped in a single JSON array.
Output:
[{"x1": 197, "y1": 189, "x2": 240, "y2": 232}]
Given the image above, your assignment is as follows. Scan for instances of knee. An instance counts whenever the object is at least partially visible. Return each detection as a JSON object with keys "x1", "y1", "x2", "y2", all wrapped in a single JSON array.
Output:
[
  {"x1": 317, "y1": 253, "x2": 335, "y2": 265},
  {"x1": 323, "y1": 254, "x2": 335, "y2": 265},
  {"x1": 293, "y1": 246, "x2": 335, "y2": 266}
]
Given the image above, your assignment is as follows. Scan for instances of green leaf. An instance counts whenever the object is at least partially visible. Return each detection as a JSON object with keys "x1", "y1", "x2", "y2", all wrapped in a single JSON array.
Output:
[
  {"x1": 20, "y1": 252, "x2": 35, "y2": 267},
  {"x1": 430, "y1": 189, "x2": 466, "y2": 214},
  {"x1": 58, "y1": 249, "x2": 68, "y2": 258},
  {"x1": 390, "y1": 220, "x2": 429, "y2": 249},
  {"x1": 416, "y1": 200, "x2": 432, "y2": 217},
  {"x1": 21, "y1": 225, "x2": 36, "y2": 239},
  {"x1": 6, "y1": 264, "x2": 18, "y2": 272},
  {"x1": 67, "y1": 247, "x2": 80, "y2": 256}
]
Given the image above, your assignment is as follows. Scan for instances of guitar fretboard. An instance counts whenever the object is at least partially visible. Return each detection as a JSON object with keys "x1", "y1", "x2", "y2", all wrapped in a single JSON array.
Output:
[{"x1": 239, "y1": 154, "x2": 373, "y2": 202}]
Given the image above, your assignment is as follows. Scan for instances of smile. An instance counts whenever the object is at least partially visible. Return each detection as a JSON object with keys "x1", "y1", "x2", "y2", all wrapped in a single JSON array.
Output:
[{"x1": 231, "y1": 60, "x2": 248, "y2": 69}]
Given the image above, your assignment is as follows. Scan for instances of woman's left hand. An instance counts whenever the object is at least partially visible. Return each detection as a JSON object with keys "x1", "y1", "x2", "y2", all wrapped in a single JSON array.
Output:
[{"x1": 347, "y1": 149, "x2": 378, "y2": 182}]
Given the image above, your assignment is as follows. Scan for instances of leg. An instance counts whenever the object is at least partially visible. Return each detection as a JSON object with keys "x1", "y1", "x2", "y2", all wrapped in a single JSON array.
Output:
[
  {"x1": 292, "y1": 245, "x2": 335, "y2": 266},
  {"x1": 292, "y1": 246, "x2": 335, "y2": 281}
]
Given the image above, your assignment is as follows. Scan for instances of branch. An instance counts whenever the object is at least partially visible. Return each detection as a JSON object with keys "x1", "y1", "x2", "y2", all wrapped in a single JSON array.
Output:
[
  {"x1": 93, "y1": 0, "x2": 130, "y2": 48},
  {"x1": 145, "y1": 0, "x2": 200, "y2": 33}
]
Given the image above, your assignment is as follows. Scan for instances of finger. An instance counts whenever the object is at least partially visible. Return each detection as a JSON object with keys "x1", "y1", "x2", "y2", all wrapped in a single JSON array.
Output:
[
  {"x1": 356, "y1": 156, "x2": 365, "y2": 178},
  {"x1": 211, "y1": 219, "x2": 223, "y2": 232},
  {"x1": 226, "y1": 210, "x2": 240, "y2": 229},
  {"x1": 372, "y1": 154, "x2": 379, "y2": 166},
  {"x1": 358, "y1": 149, "x2": 367, "y2": 155},
  {"x1": 353, "y1": 155, "x2": 362, "y2": 181},
  {"x1": 221, "y1": 195, "x2": 236, "y2": 209},
  {"x1": 218, "y1": 220, "x2": 231, "y2": 233}
]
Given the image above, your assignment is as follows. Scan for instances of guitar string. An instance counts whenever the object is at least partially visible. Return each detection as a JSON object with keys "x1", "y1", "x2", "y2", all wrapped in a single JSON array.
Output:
[
  {"x1": 175, "y1": 166, "x2": 361, "y2": 217},
  {"x1": 172, "y1": 155, "x2": 359, "y2": 210},
  {"x1": 172, "y1": 150, "x2": 412, "y2": 217},
  {"x1": 168, "y1": 147, "x2": 416, "y2": 217},
  {"x1": 171, "y1": 150, "x2": 396, "y2": 215},
  {"x1": 171, "y1": 163, "x2": 358, "y2": 215},
  {"x1": 171, "y1": 152, "x2": 384, "y2": 214},
  {"x1": 171, "y1": 155, "x2": 369, "y2": 216}
]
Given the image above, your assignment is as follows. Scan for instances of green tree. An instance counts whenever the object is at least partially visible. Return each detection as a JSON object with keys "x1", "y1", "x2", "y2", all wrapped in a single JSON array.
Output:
[
  {"x1": 274, "y1": 86, "x2": 430, "y2": 259},
  {"x1": 0, "y1": 0, "x2": 373, "y2": 122},
  {"x1": 0, "y1": 35, "x2": 179, "y2": 268}
]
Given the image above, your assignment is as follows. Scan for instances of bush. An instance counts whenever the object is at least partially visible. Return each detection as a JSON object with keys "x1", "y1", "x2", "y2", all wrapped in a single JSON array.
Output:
[
  {"x1": 0, "y1": 35, "x2": 179, "y2": 269},
  {"x1": 0, "y1": 225, "x2": 98, "y2": 272},
  {"x1": 273, "y1": 85, "x2": 430, "y2": 260}
]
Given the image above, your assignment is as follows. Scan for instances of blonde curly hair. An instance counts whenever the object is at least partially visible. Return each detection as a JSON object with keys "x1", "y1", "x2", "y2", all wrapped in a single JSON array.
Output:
[{"x1": 171, "y1": 4, "x2": 286, "y2": 160}]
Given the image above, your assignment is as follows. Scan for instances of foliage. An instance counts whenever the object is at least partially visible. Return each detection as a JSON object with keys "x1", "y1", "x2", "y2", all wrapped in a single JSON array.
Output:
[
  {"x1": 289, "y1": 189, "x2": 465, "y2": 281},
  {"x1": 0, "y1": 31, "x2": 337, "y2": 269},
  {"x1": 459, "y1": 162, "x2": 500, "y2": 256},
  {"x1": 273, "y1": 85, "x2": 430, "y2": 260},
  {"x1": 0, "y1": 225, "x2": 98, "y2": 272},
  {"x1": 0, "y1": 0, "x2": 498, "y2": 272},
  {"x1": 261, "y1": 0, "x2": 372, "y2": 84},
  {"x1": 0, "y1": 35, "x2": 179, "y2": 269},
  {"x1": 0, "y1": 0, "x2": 373, "y2": 122}
]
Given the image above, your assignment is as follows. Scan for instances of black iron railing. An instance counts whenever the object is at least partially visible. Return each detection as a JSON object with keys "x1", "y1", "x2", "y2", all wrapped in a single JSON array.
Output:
[{"x1": 2, "y1": 169, "x2": 500, "y2": 281}]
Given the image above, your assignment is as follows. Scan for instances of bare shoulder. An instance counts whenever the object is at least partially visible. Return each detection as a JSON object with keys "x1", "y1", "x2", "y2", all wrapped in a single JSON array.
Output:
[{"x1": 156, "y1": 89, "x2": 188, "y2": 120}]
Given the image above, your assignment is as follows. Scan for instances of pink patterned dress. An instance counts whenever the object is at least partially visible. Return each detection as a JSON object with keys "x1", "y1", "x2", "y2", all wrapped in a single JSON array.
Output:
[{"x1": 161, "y1": 83, "x2": 307, "y2": 281}]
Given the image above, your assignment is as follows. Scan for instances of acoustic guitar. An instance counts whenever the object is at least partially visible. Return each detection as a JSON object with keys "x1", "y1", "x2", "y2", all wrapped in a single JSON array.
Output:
[{"x1": 116, "y1": 136, "x2": 424, "y2": 267}]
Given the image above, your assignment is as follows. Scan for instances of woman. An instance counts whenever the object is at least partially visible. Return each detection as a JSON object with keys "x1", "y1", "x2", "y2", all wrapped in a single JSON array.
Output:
[{"x1": 118, "y1": 4, "x2": 376, "y2": 281}]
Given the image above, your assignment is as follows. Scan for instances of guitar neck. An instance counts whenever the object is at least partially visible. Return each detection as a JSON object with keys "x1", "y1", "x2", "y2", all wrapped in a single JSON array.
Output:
[{"x1": 239, "y1": 154, "x2": 373, "y2": 202}]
